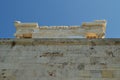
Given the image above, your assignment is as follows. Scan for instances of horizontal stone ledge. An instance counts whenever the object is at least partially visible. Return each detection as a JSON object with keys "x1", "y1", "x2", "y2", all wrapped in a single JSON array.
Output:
[{"x1": 0, "y1": 38, "x2": 120, "y2": 45}]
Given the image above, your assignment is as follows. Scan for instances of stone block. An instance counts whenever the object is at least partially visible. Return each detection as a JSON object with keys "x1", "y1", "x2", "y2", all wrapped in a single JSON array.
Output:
[{"x1": 102, "y1": 70, "x2": 114, "y2": 78}]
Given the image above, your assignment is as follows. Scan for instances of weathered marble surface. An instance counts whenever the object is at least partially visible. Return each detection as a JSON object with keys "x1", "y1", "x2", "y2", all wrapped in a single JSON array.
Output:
[
  {"x1": 14, "y1": 20, "x2": 106, "y2": 38},
  {"x1": 0, "y1": 38, "x2": 120, "y2": 80}
]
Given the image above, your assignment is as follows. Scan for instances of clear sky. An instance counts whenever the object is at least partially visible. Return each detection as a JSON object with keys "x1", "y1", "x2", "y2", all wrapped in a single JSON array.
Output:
[{"x1": 0, "y1": 0, "x2": 120, "y2": 38}]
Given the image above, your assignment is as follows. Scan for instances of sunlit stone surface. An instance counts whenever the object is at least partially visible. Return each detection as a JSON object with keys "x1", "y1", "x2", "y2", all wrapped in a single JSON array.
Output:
[
  {"x1": 14, "y1": 20, "x2": 106, "y2": 39},
  {"x1": 0, "y1": 38, "x2": 120, "y2": 80}
]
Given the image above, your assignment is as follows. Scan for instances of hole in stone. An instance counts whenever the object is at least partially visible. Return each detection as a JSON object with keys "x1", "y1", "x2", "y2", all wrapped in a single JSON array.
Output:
[
  {"x1": 114, "y1": 41, "x2": 120, "y2": 45},
  {"x1": 3, "y1": 76, "x2": 6, "y2": 78},
  {"x1": 39, "y1": 56, "x2": 42, "y2": 57},
  {"x1": 90, "y1": 47, "x2": 94, "y2": 50},
  {"x1": 48, "y1": 72, "x2": 55, "y2": 77},
  {"x1": 49, "y1": 73, "x2": 53, "y2": 76},
  {"x1": 11, "y1": 41, "x2": 16, "y2": 48},
  {"x1": 1, "y1": 73, "x2": 5, "y2": 75},
  {"x1": 2, "y1": 69, "x2": 6, "y2": 71}
]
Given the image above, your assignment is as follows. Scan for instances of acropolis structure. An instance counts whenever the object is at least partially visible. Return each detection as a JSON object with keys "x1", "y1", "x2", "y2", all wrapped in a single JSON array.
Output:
[
  {"x1": 14, "y1": 20, "x2": 107, "y2": 39},
  {"x1": 1, "y1": 20, "x2": 120, "y2": 80}
]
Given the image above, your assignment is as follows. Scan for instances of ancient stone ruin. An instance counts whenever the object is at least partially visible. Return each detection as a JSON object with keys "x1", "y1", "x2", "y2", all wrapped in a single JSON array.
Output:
[
  {"x1": 14, "y1": 20, "x2": 106, "y2": 39},
  {"x1": 0, "y1": 20, "x2": 120, "y2": 80}
]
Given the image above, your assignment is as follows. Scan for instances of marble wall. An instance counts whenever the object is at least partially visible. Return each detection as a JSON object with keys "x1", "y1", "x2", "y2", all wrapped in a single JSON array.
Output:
[{"x1": 0, "y1": 39, "x2": 120, "y2": 80}]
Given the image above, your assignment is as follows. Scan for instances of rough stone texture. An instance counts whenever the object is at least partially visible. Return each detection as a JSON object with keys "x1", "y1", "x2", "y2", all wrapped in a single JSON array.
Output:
[
  {"x1": 14, "y1": 20, "x2": 106, "y2": 38},
  {"x1": 32, "y1": 28, "x2": 85, "y2": 38},
  {"x1": 0, "y1": 38, "x2": 120, "y2": 80}
]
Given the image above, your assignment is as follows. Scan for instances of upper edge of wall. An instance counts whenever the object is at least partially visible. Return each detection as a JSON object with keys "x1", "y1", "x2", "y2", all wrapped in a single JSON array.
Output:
[{"x1": 0, "y1": 38, "x2": 120, "y2": 46}]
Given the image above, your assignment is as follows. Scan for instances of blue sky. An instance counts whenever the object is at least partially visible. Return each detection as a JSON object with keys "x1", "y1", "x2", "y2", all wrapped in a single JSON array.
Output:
[{"x1": 0, "y1": 0, "x2": 120, "y2": 38}]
